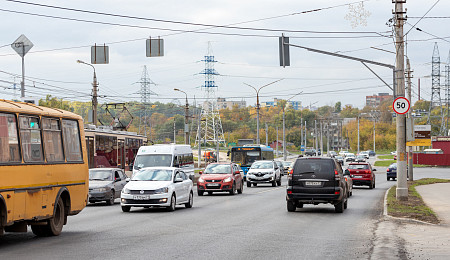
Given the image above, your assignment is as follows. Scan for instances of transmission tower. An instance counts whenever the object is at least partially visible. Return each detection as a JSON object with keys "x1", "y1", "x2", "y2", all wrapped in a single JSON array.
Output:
[
  {"x1": 444, "y1": 50, "x2": 450, "y2": 135},
  {"x1": 428, "y1": 43, "x2": 443, "y2": 125},
  {"x1": 137, "y1": 66, "x2": 157, "y2": 137},
  {"x1": 195, "y1": 45, "x2": 225, "y2": 147}
]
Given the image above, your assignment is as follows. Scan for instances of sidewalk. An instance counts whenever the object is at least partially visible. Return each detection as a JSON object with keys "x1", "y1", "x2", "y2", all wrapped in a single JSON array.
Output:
[{"x1": 395, "y1": 183, "x2": 450, "y2": 259}]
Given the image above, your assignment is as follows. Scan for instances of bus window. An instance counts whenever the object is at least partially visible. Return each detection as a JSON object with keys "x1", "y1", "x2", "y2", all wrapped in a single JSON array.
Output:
[
  {"x1": 246, "y1": 151, "x2": 260, "y2": 164},
  {"x1": 232, "y1": 151, "x2": 244, "y2": 164},
  {"x1": 19, "y1": 115, "x2": 43, "y2": 162},
  {"x1": 42, "y1": 118, "x2": 64, "y2": 162},
  {"x1": 62, "y1": 119, "x2": 82, "y2": 162},
  {"x1": 0, "y1": 113, "x2": 20, "y2": 162}
]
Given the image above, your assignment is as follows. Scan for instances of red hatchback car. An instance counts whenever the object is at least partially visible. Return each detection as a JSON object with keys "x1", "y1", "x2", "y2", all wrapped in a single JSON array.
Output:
[
  {"x1": 345, "y1": 162, "x2": 377, "y2": 189},
  {"x1": 197, "y1": 163, "x2": 244, "y2": 196}
]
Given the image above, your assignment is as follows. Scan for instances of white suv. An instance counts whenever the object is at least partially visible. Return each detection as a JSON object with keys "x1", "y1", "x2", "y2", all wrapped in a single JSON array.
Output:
[{"x1": 246, "y1": 160, "x2": 282, "y2": 187}]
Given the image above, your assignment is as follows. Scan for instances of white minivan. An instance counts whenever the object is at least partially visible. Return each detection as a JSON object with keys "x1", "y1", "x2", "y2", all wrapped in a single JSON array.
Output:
[{"x1": 132, "y1": 144, "x2": 194, "y2": 180}]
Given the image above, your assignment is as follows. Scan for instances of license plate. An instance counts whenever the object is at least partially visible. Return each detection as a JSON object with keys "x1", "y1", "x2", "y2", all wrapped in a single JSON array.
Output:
[
  {"x1": 305, "y1": 181, "x2": 321, "y2": 186},
  {"x1": 353, "y1": 175, "x2": 362, "y2": 178},
  {"x1": 133, "y1": 195, "x2": 150, "y2": 200},
  {"x1": 208, "y1": 183, "x2": 220, "y2": 186}
]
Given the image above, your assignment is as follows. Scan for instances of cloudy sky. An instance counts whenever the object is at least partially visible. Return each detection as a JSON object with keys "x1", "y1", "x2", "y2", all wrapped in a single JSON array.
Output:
[{"x1": 0, "y1": 0, "x2": 448, "y2": 109}]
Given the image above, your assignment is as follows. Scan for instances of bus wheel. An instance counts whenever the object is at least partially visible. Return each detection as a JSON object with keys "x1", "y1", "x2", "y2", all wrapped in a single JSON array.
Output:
[{"x1": 32, "y1": 197, "x2": 64, "y2": 236}]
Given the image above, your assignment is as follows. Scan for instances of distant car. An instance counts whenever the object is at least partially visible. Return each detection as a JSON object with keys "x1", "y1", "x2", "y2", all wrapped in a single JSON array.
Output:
[
  {"x1": 345, "y1": 153, "x2": 356, "y2": 162},
  {"x1": 355, "y1": 155, "x2": 366, "y2": 162},
  {"x1": 304, "y1": 149, "x2": 317, "y2": 156},
  {"x1": 335, "y1": 156, "x2": 344, "y2": 165},
  {"x1": 120, "y1": 167, "x2": 193, "y2": 212},
  {"x1": 281, "y1": 161, "x2": 291, "y2": 175},
  {"x1": 328, "y1": 151, "x2": 337, "y2": 158},
  {"x1": 367, "y1": 150, "x2": 376, "y2": 156},
  {"x1": 387, "y1": 163, "x2": 397, "y2": 181},
  {"x1": 391, "y1": 151, "x2": 397, "y2": 155},
  {"x1": 286, "y1": 157, "x2": 348, "y2": 213},
  {"x1": 394, "y1": 154, "x2": 397, "y2": 160},
  {"x1": 339, "y1": 151, "x2": 349, "y2": 157},
  {"x1": 246, "y1": 160, "x2": 282, "y2": 187},
  {"x1": 275, "y1": 161, "x2": 285, "y2": 176},
  {"x1": 89, "y1": 168, "x2": 128, "y2": 205},
  {"x1": 346, "y1": 163, "x2": 376, "y2": 189},
  {"x1": 359, "y1": 151, "x2": 369, "y2": 159},
  {"x1": 197, "y1": 162, "x2": 244, "y2": 196}
]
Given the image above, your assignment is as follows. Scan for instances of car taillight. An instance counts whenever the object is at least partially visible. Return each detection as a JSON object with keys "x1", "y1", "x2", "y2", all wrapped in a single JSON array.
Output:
[
  {"x1": 289, "y1": 169, "x2": 293, "y2": 175},
  {"x1": 387, "y1": 169, "x2": 391, "y2": 172},
  {"x1": 335, "y1": 170, "x2": 340, "y2": 180},
  {"x1": 287, "y1": 190, "x2": 292, "y2": 194},
  {"x1": 334, "y1": 191, "x2": 340, "y2": 195},
  {"x1": 334, "y1": 170, "x2": 338, "y2": 175}
]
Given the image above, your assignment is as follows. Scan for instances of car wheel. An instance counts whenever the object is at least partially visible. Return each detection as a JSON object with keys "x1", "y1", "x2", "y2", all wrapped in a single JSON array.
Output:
[
  {"x1": 229, "y1": 182, "x2": 236, "y2": 195},
  {"x1": 369, "y1": 182, "x2": 374, "y2": 189},
  {"x1": 185, "y1": 192, "x2": 193, "y2": 208},
  {"x1": 106, "y1": 190, "x2": 115, "y2": 205},
  {"x1": 287, "y1": 201, "x2": 296, "y2": 212},
  {"x1": 344, "y1": 197, "x2": 348, "y2": 209},
  {"x1": 252, "y1": 183, "x2": 257, "y2": 187},
  {"x1": 277, "y1": 176, "x2": 282, "y2": 186},
  {"x1": 272, "y1": 180, "x2": 276, "y2": 187},
  {"x1": 121, "y1": 206, "x2": 131, "y2": 212},
  {"x1": 247, "y1": 181, "x2": 251, "y2": 188},
  {"x1": 167, "y1": 194, "x2": 176, "y2": 212},
  {"x1": 349, "y1": 190, "x2": 353, "y2": 197},
  {"x1": 387, "y1": 177, "x2": 390, "y2": 181},
  {"x1": 373, "y1": 181, "x2": 376, "y2": 188},
  {"x1": 335, "y1": 196, "x2": 346, "y2": 213},
  {"x1": 208, "y1": 191, "x2": 213, "y2": 195},
  {"x1": 237, "y1": 181, "x2": 243, "y2": 194},
  {"x1": 31, "y1": 197, "x2": 65, "y2": 236},
  {"x1": 197, "y1": 190, "x2": 204, "y2": 196}
]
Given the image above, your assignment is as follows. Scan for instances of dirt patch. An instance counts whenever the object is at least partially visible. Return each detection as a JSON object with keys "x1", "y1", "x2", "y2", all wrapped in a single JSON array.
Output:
[{"x1": 387, "y1": 178, "x2": 450, "y2": 224}]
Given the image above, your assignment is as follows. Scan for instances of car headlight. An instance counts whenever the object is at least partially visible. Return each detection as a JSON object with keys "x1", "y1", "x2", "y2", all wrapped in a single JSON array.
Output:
[
  {"x1": 198, "y1": 178, "x2": 205, "y2": 183},
  {"x1": 122, "y1": 188, "x2": 130, "y2": 194},
  {"x1": 223, "y1": 177, "x2": 232, "y2": 183},
  {"x1": 94, "y1": 187, "x2": 107, "y2": 192},
  {"x1": 155, "y1": 187, "x2": 169, "y2": 194}
]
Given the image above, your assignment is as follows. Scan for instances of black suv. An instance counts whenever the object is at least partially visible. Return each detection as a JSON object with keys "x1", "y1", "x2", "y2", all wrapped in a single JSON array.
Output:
[
  {"x1": 286, "y1": 157, "x2": 348, "y2": 213},
  {"x1": 304, "y1": 149, "x2": 320, "y2": 156}
]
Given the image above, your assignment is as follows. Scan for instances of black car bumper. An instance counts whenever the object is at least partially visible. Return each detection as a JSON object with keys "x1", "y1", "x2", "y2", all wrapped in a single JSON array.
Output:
[
  {"x1": 286, "y1": 187, "x2": 344, "y2": 204},
  {"x1": 88, "y1": 191, "x2": 111, "y2": 202}
]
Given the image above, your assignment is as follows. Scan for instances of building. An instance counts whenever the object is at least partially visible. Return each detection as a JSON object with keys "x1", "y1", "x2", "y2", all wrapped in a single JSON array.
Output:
[
  {"x1": 216, "y1": 97, "x2": 246, "y2": 109},
  {"x1": 261, "y1": 98, "x2": 301, "y2": 110},
  {"x1": 366, "y1": 93, "x2": 393, "y2": 107}
]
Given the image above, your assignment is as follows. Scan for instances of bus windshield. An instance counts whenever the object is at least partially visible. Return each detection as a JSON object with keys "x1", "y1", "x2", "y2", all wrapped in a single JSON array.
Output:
[
  {"x1": 134, "y1": 154, "x2": 172, "y2": 170},
  {"x1": 231, "y1": 150, "x2": 261, "y2": 165}
]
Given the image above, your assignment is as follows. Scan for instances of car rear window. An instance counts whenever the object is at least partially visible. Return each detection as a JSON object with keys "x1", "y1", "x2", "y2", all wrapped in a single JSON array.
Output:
[
  {"x1": 348, "y1": 164, "x2": 369, "y2": 170},
  {"x1": 293, "y1": 159, "x2": 335, "y2": 178}
]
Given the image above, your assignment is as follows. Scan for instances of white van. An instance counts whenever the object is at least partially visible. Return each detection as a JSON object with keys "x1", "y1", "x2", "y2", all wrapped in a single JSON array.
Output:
[{"x1": 132, "y1": 144, "x2": 194, "y2": 179}]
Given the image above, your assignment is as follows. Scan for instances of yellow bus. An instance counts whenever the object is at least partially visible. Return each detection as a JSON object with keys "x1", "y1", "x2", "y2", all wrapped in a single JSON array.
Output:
[{"x1": 0, "y1": 99, "x2": 89, "y2": 236}]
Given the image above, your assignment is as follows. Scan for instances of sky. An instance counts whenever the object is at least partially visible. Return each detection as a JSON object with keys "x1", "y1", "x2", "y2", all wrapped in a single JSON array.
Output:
[{"x1": 0, "y1": 0, "x2": 449, "y2": 109}]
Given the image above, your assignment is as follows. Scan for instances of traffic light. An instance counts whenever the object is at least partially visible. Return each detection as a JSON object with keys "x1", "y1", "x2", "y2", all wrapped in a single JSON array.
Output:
[{"x1": 279, "y1": 35, "x2": 290, "y2": 67}]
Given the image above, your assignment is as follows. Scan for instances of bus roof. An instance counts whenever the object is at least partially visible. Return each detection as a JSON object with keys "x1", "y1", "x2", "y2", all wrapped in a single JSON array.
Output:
[
  {"x1": 0, "y1": 99, "x2": 82, "y2": 119},
  {"x1": 137, "y1": 144, "x2": 192, "y2": 155},
  {"x1": 232, "y1": 145, "x2": 273, "y2": 151}
]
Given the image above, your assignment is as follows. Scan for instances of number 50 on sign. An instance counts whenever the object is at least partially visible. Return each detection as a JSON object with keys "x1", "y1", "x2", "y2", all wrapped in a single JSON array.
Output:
[{"x1": 392, "y1": 97, "x2": 410, "y2": 114}]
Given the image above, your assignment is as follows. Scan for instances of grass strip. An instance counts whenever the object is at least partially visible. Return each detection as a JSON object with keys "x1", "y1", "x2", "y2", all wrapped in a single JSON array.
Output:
[
  {"x1": 374, "y1": 160, "x2": 396, "y2": 167},
  {"x1": 387, "y1": 178, "x2": 450, "y2": 224},
  {"x1": 378, "y1": 155, "x2": 394, "y2": 160}
]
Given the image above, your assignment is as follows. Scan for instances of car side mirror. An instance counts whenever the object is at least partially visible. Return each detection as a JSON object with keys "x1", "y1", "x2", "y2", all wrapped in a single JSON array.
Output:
[
  {"x1": 126, "y1": 177, "x2": 130, "y2": 182},
  {"x1": 351, "y1": 175, "x2": 354, "y2": 178},
  {"x1": 175, "y1": 177, "x2": 183, "y2": 183},
  {"x1": 373, "y1": 169, "x2": 377, "y2": 171}
]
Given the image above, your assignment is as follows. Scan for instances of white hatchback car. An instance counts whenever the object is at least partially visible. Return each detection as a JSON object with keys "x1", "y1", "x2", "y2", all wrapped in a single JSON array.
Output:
[
  {"x1": 246, "y1": 160, "x2": 282, "y2": 187},
  {"x1": 120, "y1": 167, "x2": 193, "y2": 212}
]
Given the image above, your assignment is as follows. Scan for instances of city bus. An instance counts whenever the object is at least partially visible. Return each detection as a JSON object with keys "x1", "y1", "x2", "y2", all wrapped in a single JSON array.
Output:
[
  {"x1": 230, "y1": 145, "x2": 274, "y2": 179},
  {"x1": 84, "y1": 126, "x2": 147, "y2": 173},
  {"x1": 0, "y1": 99, "x2": 89, "y2": 236}
]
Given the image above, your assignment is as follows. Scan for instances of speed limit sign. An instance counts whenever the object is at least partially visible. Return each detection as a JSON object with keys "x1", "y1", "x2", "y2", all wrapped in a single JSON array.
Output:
[{"x1": 393, "y1": 97, "x2": 410, "y2": 114}]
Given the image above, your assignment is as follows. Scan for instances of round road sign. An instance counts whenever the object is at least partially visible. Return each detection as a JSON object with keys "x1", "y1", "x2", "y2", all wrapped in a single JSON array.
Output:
[{"x1": 392, "y1": 97, "x2": 410, "y2": 114}]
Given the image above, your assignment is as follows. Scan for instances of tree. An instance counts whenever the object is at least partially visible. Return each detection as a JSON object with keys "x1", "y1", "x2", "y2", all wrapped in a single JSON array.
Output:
[
  {"x1": 39, "y1": 95, "x2": 72, "y2": 111},
  {"x1": 335, "y1": 102, "x2": 342, "y2": 113},
  {"x1": 340, "y1": 105, "x2": 359, "y2": 118}
]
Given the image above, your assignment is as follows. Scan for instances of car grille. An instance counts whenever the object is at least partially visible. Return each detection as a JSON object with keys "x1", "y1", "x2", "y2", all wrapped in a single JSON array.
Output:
[
  {"x1": 254, "y1": 172, "x2": 269, "y2": 177},
  {"x1": 123, "y1": 199, "x2": 162, "y2": 204},
  {"x1": 129, "y1": 190, "x2": 157, "y2": 195},
  {"x1": 206, "y1": 184, "x2": 222, "y2": 189},
  {"x1": 205, "y1": 179, "x2": 221, "y2": 183}
]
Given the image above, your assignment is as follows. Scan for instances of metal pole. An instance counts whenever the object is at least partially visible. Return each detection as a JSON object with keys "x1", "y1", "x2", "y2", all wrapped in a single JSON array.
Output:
[
  {"x1": 373, "y1": 119, "x2": 376, "y2": 153},
  {"x1": 173, "y1": 119, "x2": 176, "y2": 144},
  {"x1": 301, "y1": 117, "x2": 303, "y2": 155},
  {"x1": 304, "y1": 121, "x2": 307, "y2": 150},
  {"x1": 276, "y1": 126, "x2": 279, "y2": 158},
  {"x1": 21, "y1": 48, "x2": 25, "y2": 98},
  {"x1": 407, "y1": 58, "x2": 414, "y2": 180},
  {"x1": 256, "y1": 93, "x2": 260, "y2": 144},
  {"x1": 265, "y1": 122, "x2": 268, "y2": 146},
  {"x1": 197, "y1": 108, "x2": 201, "y2": 168},
  {"x1": 283, "y1": 108, "x2": 286, "y2": 161},
  {"x1": 185, "y1": 94, "x2": 189, "y2": 145},
  {"x1": 93, "y1": 70, "x2": 98, "y2": 126},
  {"x1": 320, "y1": 121, "x2": 323, "y2": 157},
  {"x1": 314, "y1": 120, "x2": 318, "y2": 156},
  {"x1": 395, "y1": 0, "x2": 408, "y2": 200},
  {"x1": 357, "y1": 115, "x2": 360, "y2": 154}
]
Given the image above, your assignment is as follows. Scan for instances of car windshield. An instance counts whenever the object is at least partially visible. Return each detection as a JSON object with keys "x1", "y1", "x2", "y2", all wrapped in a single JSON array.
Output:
[
  {"x1": 389, "y1": 163, "x2": 397, "y2": 169},
  {"x1": 357, "y1": 155, "x2": 365, "y2": 158},
  {"x1": 132, "y1": 169, "x2": 173, "y2": 181},
  {"x1": 89, "y1": 170, "x2": 112, "y2": 181},
  {"x1": 294, "y1": 159, "x2": 333, "y2": 175},
  {"x1": 134, "y1": 154, "x2": 172, "y2": 170},
  {"x1": 335, "y1": 156, "x2": 343, "y2": 159},
  {"x1": 251, "y1": 161, "x2": 273, "y2": 169},
  {"x1": 204, "y1": 164, "x2": 231, "y2": 174},
  {"x1": 348, "y1": 164, "x2": 369, "y2": 170}
]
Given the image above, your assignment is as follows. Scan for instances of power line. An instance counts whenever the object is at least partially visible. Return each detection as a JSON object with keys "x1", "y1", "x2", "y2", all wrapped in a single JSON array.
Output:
[{"x1": 404, "y1": 0, "x2": 441, "y2": 37}]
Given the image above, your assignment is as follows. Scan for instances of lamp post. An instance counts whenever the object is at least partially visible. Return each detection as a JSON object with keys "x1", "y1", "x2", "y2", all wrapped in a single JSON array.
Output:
[
  {"x1": 245, "y1": 79, "x2": 282, "y2": 145},
  {"x1": 77, "y1": 60, "x2": 98, "y2": 126},
  {"x1": 174, "y1": 88, "x2": 189, "y2": 145},
  {"x1": 282, "y1": 91, "x2": 303, "y2": 161}
]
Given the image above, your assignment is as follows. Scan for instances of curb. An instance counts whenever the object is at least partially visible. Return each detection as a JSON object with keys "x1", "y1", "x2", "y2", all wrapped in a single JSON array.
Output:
[{"x1": 383, "y1": 186, "x2": 438, "y2": 226}]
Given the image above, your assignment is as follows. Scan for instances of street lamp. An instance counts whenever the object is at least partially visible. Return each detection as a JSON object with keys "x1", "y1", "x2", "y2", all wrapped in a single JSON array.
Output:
[
  {"x1": 77, "y1": 60, "x2": 98, "y2": 126},
  {"x1": 245, "y1": 79, "x2": 282, "y2": 145},
  {"x1": 174, "y1": 88, "x2": 189, "y2": 145},
  {"x1": 282, "y1": 91, "x2": 303, "y2": 161}
]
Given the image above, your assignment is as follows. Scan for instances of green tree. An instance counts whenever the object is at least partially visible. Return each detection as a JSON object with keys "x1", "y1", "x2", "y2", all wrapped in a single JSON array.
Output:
[
  {"x1": 39, "y1": 95, "x2": 72, "y2": 111},
  {"x1": 335, "y1": 101, "x2": 342, "y2": 113}
]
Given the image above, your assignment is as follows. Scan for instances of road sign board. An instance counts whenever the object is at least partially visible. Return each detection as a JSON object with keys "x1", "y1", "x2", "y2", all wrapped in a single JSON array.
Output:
[
  {"x1": 91, "y1": 45, "x2": 109, "y2": 64},
  {"x1": 406, "y1": 139, "x2": 431, "y2": 146},
  {"x1": 146, "y1": 39, "x2": 164, "y2": 57},
  {"x1": 11, "y1": 34, "x2": 33, "y2": 57},
  {"x1": 392, "y1": 97, "x2": 410, "y2": 114}
]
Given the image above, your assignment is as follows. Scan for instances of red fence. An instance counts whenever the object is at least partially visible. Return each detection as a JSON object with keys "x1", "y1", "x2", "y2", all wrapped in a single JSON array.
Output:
[{"x1": 413, "y1": 153, "x2": 450, "y2": 166}]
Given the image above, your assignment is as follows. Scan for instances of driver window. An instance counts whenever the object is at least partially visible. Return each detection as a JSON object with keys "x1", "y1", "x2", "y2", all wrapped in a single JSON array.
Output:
[{"x1": 115, "y1": 171, "x2": 120, "y2": 180}]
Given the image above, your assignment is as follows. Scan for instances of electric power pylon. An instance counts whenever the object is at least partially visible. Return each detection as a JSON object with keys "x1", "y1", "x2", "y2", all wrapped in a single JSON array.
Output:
[{"x1": 137, "y1": 66, "x2": 157, "y2": 137}]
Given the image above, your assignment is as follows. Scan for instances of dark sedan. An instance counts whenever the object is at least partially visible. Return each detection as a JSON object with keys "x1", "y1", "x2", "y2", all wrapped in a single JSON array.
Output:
[
  {"x1": 387, "y1": 163, "x2": 397, "y2": 181},
  {"x1": 89, "y1": 168, "x2": 128, "y2": 205}
]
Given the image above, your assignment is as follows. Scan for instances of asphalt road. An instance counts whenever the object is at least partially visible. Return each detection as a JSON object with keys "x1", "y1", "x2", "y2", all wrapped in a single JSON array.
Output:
[{"x1": 0, "y1": 158, "x2": 448, "y2": 260}]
